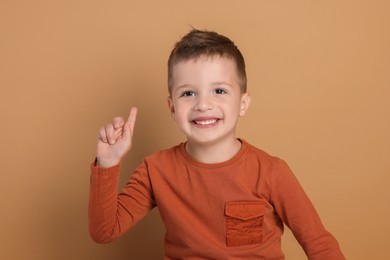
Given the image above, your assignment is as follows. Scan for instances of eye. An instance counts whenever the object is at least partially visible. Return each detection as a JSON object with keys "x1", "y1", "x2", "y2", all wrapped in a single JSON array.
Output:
[
  {"x1": 214, "y1": 88, "x2": 227, "y2": 95},
  {"x1": 181, "y1": 90, "x2": 196, "y2": 97}
]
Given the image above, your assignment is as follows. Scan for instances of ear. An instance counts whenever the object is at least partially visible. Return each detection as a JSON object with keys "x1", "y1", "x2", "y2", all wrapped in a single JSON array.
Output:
[
  {"x1": 239, "y1": 92, "x2": 251, "y2": 116},
  {"x1": 167, "y1": 96, "x2": 176, "y2": 119}
]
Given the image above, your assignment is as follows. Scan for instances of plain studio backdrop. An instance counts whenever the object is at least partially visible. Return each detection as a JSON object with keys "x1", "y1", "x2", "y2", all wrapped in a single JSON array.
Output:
[{"x1": 1, "y1": 1, "x2": 389, "y2": 259}]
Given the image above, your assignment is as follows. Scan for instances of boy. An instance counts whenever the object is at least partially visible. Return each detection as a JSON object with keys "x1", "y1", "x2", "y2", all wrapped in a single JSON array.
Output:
[{"x1": 89, "y1": 29, "x2": 345, "y2": 259}]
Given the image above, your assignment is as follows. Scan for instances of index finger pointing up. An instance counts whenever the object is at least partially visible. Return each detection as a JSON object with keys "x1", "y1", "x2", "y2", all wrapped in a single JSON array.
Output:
[{"x1": 127, "y1": 106, "x2": 138, "y2": 134}]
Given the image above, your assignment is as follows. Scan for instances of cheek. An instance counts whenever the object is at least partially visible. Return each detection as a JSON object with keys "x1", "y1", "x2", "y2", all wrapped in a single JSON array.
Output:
[
  {"x1": 170, "y1": 103, "x2": 186, "y2": 120},
  {"x1": 225, "y1": 101, "x2": 241, "y2": 113},
  {"x1": 175, "y1": 100, "x2": 191, "y2": 112}
]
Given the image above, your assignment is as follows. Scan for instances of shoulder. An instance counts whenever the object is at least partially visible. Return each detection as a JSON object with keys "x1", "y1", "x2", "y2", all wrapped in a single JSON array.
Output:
[
  {"x1": 242, "y1": 139, "x2": 281, "y2": 163},
  {"x1": 241, "y1": 139, "x2": 292, "y2": 175}
]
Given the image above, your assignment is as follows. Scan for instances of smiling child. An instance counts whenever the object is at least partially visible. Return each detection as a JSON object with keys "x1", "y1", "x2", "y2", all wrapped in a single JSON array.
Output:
[{"x1": 89, "y1": 29, "x2": 345, "y2": 259}]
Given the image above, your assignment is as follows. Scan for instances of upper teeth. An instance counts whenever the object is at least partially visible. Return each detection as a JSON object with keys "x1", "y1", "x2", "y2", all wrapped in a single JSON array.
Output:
[{"x1": 195, "y1": 119, "x2": 217, "y2": 125}]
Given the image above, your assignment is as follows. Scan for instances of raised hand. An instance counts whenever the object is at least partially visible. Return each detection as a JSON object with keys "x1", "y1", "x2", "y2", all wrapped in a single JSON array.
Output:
[{"x1": 96, "y1": 107, "x2": 138, "y2": 168}]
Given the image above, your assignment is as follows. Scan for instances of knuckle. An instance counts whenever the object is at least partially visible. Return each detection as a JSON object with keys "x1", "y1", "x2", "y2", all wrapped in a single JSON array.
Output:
[{"x1": 113, "y1": 117, "x2": 123, "y2": 128}]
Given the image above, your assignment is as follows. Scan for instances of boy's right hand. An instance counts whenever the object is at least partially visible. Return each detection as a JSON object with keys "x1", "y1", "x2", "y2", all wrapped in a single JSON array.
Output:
[{"x1": 96, "y1": 107, "x2": 137, "y2": 168}]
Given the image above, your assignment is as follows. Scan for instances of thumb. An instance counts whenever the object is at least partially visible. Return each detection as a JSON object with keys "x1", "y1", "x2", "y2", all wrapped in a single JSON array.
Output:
[{"x1": 122, "y1": 107, "x2": 137, "y2": 140}]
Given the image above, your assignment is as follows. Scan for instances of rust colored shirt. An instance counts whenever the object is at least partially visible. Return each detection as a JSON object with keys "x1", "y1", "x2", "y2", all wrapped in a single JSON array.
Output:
[{"x1": 89, "y1": 140, "x2": 345, "y2": 259}]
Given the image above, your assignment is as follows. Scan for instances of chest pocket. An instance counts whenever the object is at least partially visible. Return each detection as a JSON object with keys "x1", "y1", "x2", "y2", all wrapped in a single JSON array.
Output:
[{"x1": 225, "y1": 201, "x2": 266, "y2": 247}]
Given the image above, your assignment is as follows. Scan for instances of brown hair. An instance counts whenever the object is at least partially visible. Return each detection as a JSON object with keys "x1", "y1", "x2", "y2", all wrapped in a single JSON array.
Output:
[{"x1": 167, "y1": 29, "x2": 247, "y2": 94}]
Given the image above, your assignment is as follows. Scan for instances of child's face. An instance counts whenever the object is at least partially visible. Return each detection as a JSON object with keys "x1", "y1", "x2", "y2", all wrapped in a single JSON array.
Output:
[{"x1": 168, "y1": 55, "x2": 250, "y2": 146}]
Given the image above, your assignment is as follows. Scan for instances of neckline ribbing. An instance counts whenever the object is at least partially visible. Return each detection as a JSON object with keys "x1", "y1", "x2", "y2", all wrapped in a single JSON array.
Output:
[{"x1": 178, "y1": 139, "x2": 249, "y2": 169}]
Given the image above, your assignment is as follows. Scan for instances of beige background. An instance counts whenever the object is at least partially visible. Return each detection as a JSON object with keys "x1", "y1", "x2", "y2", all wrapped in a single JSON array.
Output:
[{"x1": 1, "y1": 1, "x2": 389, "y2": 259}]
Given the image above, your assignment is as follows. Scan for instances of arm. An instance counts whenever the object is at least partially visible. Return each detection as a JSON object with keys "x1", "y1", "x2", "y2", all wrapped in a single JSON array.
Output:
[
  {"x1": 270, "y1": 159, "x2": 345, "y2": 260},
  {"x1": 89, "y1": 161, "x2": 156, "y2": 243},
  {"x1": 88, "y1": 108, "x2": 155, "y2": 243}
]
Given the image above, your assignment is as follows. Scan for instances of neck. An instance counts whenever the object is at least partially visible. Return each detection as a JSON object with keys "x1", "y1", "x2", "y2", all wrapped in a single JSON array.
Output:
[{"x1": 185, "y1": 138, "x2": 242, "y2": 164}]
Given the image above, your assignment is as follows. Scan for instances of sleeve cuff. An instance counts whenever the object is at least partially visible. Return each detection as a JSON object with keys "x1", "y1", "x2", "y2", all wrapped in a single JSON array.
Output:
[{"x1": 90, "y1": 160, "x2": 121, "y2": 175}]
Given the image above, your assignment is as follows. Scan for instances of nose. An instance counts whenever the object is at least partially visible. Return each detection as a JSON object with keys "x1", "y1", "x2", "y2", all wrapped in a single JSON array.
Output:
[{"x1": 194, "y1": 93, "x2": 213, "y2": 111}]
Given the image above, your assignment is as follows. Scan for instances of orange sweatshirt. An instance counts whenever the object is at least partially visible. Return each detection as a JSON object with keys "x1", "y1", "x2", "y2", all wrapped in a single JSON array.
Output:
[{"x1": 89, "y1": 140, "x2": 345, "y2": 259}]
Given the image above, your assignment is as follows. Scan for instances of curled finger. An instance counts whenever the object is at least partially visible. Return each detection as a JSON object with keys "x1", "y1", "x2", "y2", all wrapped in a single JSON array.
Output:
[{"x1": 98, "y1": 126, "x2": 109, "y2": 143}]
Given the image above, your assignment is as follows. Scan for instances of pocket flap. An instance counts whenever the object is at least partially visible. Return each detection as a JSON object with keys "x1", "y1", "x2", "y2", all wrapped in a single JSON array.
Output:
[{"x1": 225, "y1": 201, "x2": 266, "y2": 221}]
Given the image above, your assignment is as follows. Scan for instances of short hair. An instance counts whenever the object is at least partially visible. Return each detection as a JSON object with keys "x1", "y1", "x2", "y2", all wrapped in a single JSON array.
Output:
[{"x1": 167, "y1": 29, "x2": 247, "y2": 94}]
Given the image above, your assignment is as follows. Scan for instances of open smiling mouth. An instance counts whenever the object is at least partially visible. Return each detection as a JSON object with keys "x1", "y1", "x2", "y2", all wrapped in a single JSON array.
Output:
[{"x1": 192, "y1": 119, "x2": 220, "y2": 126}]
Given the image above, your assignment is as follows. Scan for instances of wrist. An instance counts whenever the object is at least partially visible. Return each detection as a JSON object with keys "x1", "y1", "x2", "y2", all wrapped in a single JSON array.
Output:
[{"x1": 95, "y1": 157, "x2": 120, "y2": 168}]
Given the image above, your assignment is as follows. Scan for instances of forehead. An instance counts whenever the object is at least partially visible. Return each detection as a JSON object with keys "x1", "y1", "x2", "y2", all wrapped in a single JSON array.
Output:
[{"x1": 171, "y1": 55, "x2": 240, "y2": 87}]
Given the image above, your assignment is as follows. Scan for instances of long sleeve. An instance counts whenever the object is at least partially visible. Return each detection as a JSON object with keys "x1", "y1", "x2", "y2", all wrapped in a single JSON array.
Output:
[
  {"x1": 270, "y1": 159, "x2": 345, "y2": 260},
  {"x1": 88, "y1": 161, "x2": 156, "y2": 243}
]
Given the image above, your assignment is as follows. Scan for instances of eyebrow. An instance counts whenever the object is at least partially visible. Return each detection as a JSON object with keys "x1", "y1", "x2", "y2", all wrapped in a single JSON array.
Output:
[
  {"x1": 211, "y1": 81, "x2": 234, "y2": 88},
  {"x1": 174, "y1": 84, "x2": 193, "y2": 92},
  {"x1": 176, "y1": 81, "x2": 233, "y2": 89}
]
